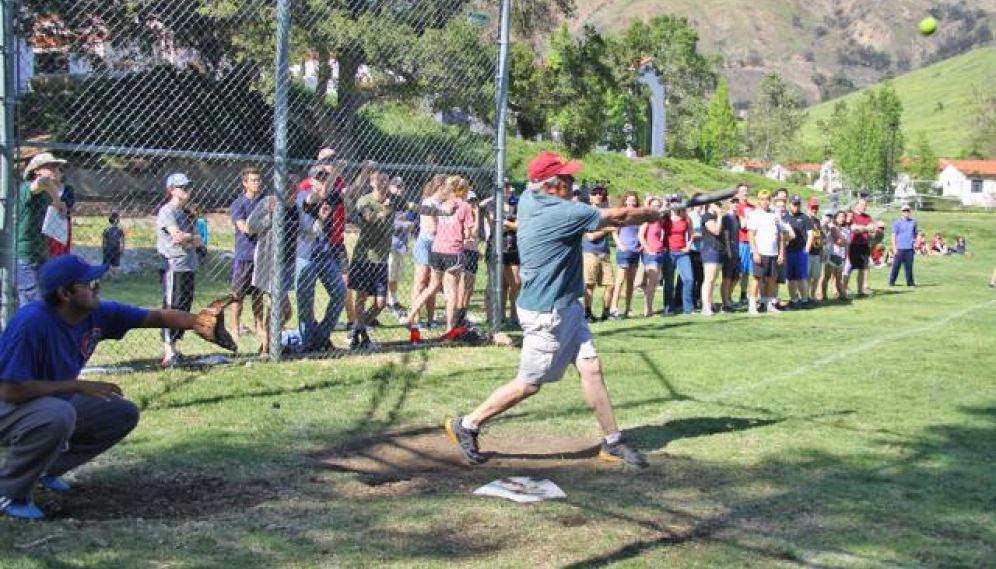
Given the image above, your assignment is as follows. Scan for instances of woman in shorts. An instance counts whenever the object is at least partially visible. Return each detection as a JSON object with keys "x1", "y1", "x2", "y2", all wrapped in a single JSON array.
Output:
[
  {"x1": 637, "y1": 196, "x2": 666, "y2": 317},
  {"x1": 405, "y1": 176, "x2": 473, "y2": 335},
  {"x1": 409, "y1": 174, "x2": 447, "y2": 328},
  {"x1": 821, "y1": 210, "x2": 849, "y2": 301},
  {"x1": 699, "y1": 200, "x2": 726, "y2": 315},
  {"x1": 608, "y1": 191, "x2": 641, "y2": 319}
]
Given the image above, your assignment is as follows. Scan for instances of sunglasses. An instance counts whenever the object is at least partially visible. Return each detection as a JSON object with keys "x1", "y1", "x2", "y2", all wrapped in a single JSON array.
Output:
[{"x1": 71, "y1": 280, "x2": 101, "y2": 291}]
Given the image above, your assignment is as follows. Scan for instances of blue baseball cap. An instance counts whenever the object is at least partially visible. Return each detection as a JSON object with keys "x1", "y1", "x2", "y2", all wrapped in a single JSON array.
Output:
[{"x1": 39, "y1": 255, "x2": 108, "y2": 295}]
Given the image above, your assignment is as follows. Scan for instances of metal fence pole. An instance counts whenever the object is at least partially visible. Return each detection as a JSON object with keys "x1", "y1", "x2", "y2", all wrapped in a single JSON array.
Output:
[
  {"x1": 270, "y1": 0, "x2": 291, "y2": 360},
  {"x1": 490, "y1": 0, "x2": 512, "y2": 332},
  {"x1": 0, "y1": 0, "x2": 17, "y2": 327}
]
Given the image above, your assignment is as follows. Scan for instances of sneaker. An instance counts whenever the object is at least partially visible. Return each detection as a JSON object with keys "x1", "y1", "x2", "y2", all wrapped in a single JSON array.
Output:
[
  {"x1": 607, "y1": 311, "x2": 623, "y2": 321},
  {"x1": 39, "y1": 475, "x2": 71, "y2": 493},
  {"x1": 0, "y1": 497, "x2": 45, "y2": 521},
  {"x1": 444, "y1": 416, "x2": 486, "y2": 465},
  {"x1": 598, "y1": 437, "x2": 649, "y2": 468}
]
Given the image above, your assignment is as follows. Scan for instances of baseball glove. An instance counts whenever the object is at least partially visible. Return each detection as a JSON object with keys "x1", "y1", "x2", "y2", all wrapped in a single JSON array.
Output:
[{"x1": 194, "y1": 295, "x2": 238, "y2": 352}]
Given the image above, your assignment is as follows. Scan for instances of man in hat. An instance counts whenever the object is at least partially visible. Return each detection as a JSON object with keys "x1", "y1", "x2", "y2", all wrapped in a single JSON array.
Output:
[
  {"x1": 16, "y1": 153, "x2": 70, "y2": 306},
  {"x1": 295, "y1": 166, "x2": 348, "y2": 353},
  {"x1": 157, "y1": 173, "x2": 202, "y2": 366},
  {"x1": 444, "y1": 151, "x2": 670, "y2": 469},
  {"x1": 783, "y1": 195, "x2": 814, "y2": 308},
  {"x1": 889, "y1": 204, "x2": 918, "y2": 287},
  {"x1": 0, "y1": 255, "x2": 220, "y2": 520},
  {"x1": 806, "y1": 198, "x2": 825, "y2": 302}
]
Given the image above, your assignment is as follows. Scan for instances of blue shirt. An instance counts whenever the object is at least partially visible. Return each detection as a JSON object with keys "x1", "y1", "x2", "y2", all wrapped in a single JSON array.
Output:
[
  {"x1": 892, "y1": 217, "x2": 918, "y2": 250},
  {"x1": 231, "y1": 194, "x2": 262, "y2": 261},
  {"x1": 581, "y1": 201, "x2": 610, "y2": 255},
  {"x1": 516, "y1": 190, "x2": 602, "y2": 312},
  {"x1": 0, "y1": 301, "x2": 149, "y2": 387}
]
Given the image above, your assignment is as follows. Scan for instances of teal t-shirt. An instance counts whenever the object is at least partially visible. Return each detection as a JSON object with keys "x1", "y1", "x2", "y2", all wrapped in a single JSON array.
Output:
[{"x1": 516, "y1": 190, "x2": 602, "y2": 312}]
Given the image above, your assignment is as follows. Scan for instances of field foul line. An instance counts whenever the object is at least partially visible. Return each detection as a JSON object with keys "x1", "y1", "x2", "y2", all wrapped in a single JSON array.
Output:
[{"x1": 708, "y1": 298, "x2": 996, "y2": 404}]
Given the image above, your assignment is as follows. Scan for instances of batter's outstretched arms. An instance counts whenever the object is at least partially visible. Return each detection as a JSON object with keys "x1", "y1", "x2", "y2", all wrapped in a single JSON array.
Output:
[{"x1": 597, "y1": 206, "x2": 665, "y2": 229}]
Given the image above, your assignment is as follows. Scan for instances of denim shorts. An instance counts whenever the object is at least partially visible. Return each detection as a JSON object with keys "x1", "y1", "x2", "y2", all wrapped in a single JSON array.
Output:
[
  {"x1": 413, "y1": 236, "x2": 433, "y2": 266},
  {"x1": 641, "y1": 251, "x2": 666, "y2": 268},
  {"x1": 616, "y1": 250, "x2": 641, "y2": 268}
]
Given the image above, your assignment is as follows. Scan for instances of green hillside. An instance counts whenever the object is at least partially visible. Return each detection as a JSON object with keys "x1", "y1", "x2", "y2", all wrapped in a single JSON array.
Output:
[
  {"x1": 505, "y1": 137, "x2": 809, "y2": 197},
  {"x1": 800, "y1": 46, "x2": 996, "y2": 158}
]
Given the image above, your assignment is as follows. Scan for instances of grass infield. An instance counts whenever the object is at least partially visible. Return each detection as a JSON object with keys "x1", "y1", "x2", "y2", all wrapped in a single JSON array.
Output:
[{"x1": 1, "y1": 211, "x2": 995, "y2": 568}]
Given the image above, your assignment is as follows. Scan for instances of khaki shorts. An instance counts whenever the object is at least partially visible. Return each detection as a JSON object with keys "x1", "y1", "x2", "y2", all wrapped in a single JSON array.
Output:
[
  {"x1": 516, "y1": 302, "x2": 597, "y2": 385},
  {"x1": 583, "y1": 252, "x2": 613, "y2": 286}
]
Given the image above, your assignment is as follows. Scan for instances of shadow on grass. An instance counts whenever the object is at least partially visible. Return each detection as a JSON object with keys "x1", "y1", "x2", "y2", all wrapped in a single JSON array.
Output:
[
  {"x1": 627, "y1": 416, "x2": 784, "y2": 452},
  {"x1": 7, "y1": 395, "x2": 994, "y2": 569}
]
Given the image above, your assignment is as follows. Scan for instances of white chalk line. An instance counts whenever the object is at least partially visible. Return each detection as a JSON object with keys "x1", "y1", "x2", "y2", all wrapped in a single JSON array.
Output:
[{"x1": 706, "y1": 298, "x2": 996, "y2": 404}]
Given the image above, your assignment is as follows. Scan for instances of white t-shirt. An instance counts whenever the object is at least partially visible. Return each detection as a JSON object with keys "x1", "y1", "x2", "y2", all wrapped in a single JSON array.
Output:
[{"x1": 746, "y1": 208, "x2": 781, "y2": 257}]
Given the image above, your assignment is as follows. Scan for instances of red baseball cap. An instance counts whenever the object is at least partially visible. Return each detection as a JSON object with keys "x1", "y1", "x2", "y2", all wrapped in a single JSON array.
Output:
[
  {"x1": 527, "y1": 151, "x2": 582, "y2": 183},
  {"x1": 808, "y1": 197, "x2": 820, "y2": 208}
]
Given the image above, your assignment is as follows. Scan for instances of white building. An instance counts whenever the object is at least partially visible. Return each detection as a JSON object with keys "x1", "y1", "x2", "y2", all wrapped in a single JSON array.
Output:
[{"x1": 938, "y1": 160, "x2": 996, "y2": 206}]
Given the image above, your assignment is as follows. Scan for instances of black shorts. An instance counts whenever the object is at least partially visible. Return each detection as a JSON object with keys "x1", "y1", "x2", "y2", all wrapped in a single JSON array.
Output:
[
  {"x1": 502, "y1": 250, "x2": 520, "y2": 266},
  {"x1": 429, "y1": 251, "x2": 463, "y2": 273},
  {"x1": 849, "y1": 243, "x2": 870, "y2": 270},
  {"x1": 162, "y1": 269, "x2": 196, "y2": 343},
  {"x1": 232, "y1": 259, "x2": 257, "y2": 299},
  {"x1": 348, "y1": 260, "x2": 388, "y2": 297},
  {"x1": 752, "y1": 255, "x2": 779, "y2": 279},
  {"x1": 462, "y1": 249, "x2": 480, "y2": 275},
  {"x1": 103, "y1": 251, "x2": 121, "y2": 268}
]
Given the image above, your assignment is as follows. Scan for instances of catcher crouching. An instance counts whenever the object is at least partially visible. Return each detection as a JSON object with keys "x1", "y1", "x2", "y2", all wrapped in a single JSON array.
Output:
[{"x1": 0, "y1": 255, "x2": 237, "y2": 521}]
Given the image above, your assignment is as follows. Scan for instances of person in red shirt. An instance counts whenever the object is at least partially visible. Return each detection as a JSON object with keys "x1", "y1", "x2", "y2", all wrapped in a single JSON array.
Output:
[
  {"x1": 847, "y1": 197, "x2": 875, "y2": 296},
  {"x1": 663, "y1": 196, "x2": 694, "y2": 315}
]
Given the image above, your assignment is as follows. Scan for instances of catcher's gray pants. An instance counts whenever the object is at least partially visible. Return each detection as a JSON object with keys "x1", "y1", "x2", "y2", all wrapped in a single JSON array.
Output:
[{"x1": 0, "y1": 395, "x2": 139, "y2": 502}]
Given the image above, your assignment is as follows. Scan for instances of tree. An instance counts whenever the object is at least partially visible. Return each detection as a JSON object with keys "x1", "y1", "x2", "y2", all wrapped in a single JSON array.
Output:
[
  {"x1": 609, "y1": 16, "x2": 718, "y2": 159},
  {"x1": 508, "y1": 42, "x2": 548, "y2": 140},
  {"x1": 698, "y1": 77, "x2": 738, "y2": 166},
  {"x1": 831, "y1": 85, "x2": 905, "y2": 195},
  {"x1": 741, "y1": 74, "x2": 807, "y2": 162},
  {"x1": 907, "y1": 131, "x2": 939, "y2": 193},
  {"x1": 544, "y1": 25, "x2": 614, "y2": 155}
]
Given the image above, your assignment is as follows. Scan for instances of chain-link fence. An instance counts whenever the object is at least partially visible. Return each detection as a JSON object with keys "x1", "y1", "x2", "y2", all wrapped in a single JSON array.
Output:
[{"x1": 2, "y1": 0, "x2": 509, "y2": 366}]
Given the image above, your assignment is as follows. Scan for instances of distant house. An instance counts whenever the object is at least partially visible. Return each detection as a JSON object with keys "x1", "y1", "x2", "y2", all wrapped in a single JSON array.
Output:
[
  {"x1": 938, "y1": 160, "x2": 996, "y2": 206},
  {"x1": 811, "y1": 160, "x2": 843, "y2": 193},
  {"x1": 20, "y1": 15, "x2": 199, "y2": 89},
  {"x1": 728, "y1": 159, "x2": 769, "y2": 175}
]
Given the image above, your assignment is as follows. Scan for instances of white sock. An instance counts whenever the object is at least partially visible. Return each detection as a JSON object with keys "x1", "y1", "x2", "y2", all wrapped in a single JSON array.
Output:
[
  {"x1": 604, "y1": 431, "x2": 623, "y2": 445},
  {"x1": 461, "y1": 417, "x2": 479, "y2": 432}
]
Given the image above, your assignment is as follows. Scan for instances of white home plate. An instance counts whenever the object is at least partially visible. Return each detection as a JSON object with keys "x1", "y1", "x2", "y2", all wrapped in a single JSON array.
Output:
[{"x1": 474, "y1": 477, "x2": 567, "y2": 503}]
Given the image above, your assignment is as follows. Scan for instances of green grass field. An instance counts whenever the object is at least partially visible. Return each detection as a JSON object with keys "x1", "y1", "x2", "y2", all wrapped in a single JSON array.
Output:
[
  {"x1": 800, "y1": 46, "x2": 996, "y2": 158},
  {"x1": 2, "y1": 212, "x2": 994, "y2": 568}
]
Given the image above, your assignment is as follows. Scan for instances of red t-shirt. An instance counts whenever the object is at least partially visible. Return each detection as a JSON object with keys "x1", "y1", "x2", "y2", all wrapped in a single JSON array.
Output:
[
  {"x1": 736, "y1": 202, "x2": 754, "y2": 243},
  {"x1": 666, "y1": 216, "x2": 689, "y2": 251},
  {"x1": 851, "y1": 212, "x2": 873, "y2": 245}
]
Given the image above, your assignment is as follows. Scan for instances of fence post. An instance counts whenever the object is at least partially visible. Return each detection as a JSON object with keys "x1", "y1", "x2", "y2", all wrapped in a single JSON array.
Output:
[
  {"x1": 270, "y1": 0, "x2": 291, "y2": 360},
  {"x1": 490, "y1": 0, "x2": 512, "y2": 332},
  {"x1": 0, "y1": 0, "x2": 17, "y2": 327}
]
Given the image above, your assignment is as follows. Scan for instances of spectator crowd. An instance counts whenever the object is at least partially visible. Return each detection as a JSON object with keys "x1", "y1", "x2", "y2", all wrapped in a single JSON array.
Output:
[{"x1": 11, "y1": 151, "x2": 982, "y2": 366}]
